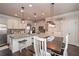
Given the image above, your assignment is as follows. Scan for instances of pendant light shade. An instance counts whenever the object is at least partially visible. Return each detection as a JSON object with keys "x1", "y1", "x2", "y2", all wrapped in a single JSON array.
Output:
[
  {"x1": 21, "y1": 6, "x2": 25, "y2": 23},
  {"x1": 47, "y1": 21, "x2": 55, "y2": 27},
  {"x1": 47, "y1": 21, "x2": 55, "y2": 25},
  {"x1": 34, "y1": 13, "x2": 37, "y2": 26},
  {"x1": 21, "y1": 19, "x2": 25, "y2": 23}
]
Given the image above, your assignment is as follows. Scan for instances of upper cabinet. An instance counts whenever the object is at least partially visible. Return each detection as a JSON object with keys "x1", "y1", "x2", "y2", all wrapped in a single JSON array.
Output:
[
  {"x1": 13, "y1": 20, "x2": 19, "y2": 29},
  {"x1": 7, "y1": 20, "x2": 14, "y2": 29},
  {"x1": 7, "y1": 19, "x2": 26, "y2": 29},
  {"x1": 18, "y1": 20, "x2": 26, "y2": 29}
]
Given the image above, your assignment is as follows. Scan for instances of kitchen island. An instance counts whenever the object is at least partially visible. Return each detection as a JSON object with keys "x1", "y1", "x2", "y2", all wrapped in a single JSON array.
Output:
[
  {"x1": 7, "y1": 33, "x2": 51, "y2": 53},
  {"x1": 7, "y1": 34, "x2": 35, "y2": 53}
]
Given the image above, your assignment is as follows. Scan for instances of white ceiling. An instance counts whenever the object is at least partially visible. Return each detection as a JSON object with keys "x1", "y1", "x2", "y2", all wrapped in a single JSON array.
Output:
[
  {"x1": 0, "y1": 3, "x2": 53, "y2": 21},
  {"x1": 0, "y1": 3, "x2": 79, "y2": 21},
  {"x1": 54, "y1": 3, "x2": 79, "y2": 16}
]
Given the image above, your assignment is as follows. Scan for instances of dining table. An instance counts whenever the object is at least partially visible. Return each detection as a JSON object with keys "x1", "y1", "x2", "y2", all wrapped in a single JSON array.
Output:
[
  {"x1": 47, "y1": 37, "x2": 63, "y2": 53},
  {"x1": 28, "y1": 36, "x2": 63, "y2": 54}
]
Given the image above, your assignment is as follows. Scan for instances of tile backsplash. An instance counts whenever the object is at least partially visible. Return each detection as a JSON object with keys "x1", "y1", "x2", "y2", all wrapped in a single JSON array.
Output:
[{"x1": 7, "y1": 29, "x2": 25, "y2": 34}]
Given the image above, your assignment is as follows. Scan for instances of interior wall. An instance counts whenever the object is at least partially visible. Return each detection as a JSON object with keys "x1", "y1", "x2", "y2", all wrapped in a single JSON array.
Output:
[
  {"x1": 53, "y1": 11, "x2": 79, "y2": 46},
  {"x1": 59, "y1": 16, "x2": 79, "y2": 46}
]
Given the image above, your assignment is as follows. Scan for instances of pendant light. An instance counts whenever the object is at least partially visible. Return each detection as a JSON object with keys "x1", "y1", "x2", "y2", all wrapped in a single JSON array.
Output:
[
  {"x1": 47, "y1": 21, "x2": 55, "y2": 27},
  {"x1": 34, "y1": 13, "x2": 37, "y2": 26},
  {"x1": 21, "y1": 6, "x2": 25, "y2": 23}
]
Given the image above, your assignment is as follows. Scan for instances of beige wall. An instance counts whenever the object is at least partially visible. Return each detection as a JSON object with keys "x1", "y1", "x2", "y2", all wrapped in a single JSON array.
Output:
[
  {"x1": 57, "y1": 16, "x2": 79, "y2": 46},
  {"x1": 46, "y1": 11, "x2": 79, "y2": 46}
]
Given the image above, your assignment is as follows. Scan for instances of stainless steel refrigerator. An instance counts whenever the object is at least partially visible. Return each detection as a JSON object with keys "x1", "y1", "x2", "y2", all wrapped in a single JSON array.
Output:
[{"x1": 0, "y1": 24, "x2": 7, "y2": 46}]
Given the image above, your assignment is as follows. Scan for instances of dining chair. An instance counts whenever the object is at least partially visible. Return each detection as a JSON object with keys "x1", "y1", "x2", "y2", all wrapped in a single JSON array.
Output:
[
  {"x1": 63, "y1": 33, "x2": 70, "y2": 56},
  {"x1": 33, "y1": 36, "x2": 51, "y2": 56}
]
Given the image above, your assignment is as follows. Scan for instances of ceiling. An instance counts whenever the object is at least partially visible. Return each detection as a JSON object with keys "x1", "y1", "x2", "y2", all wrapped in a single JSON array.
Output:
[
  {"x1": 0, "y1": 3, "x2": 79, "y2": 21},
  {"x1": 0, "y1": 3, "x2": 54, "y2": 21},
  {"x1": 54, "y1": 3, "x2": 79, "y2": 16}
]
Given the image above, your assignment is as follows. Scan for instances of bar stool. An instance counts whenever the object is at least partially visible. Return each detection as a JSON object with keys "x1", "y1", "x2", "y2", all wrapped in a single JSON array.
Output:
[{"x1": 18, "y1": 40, "x2": 27, "y2": 54}]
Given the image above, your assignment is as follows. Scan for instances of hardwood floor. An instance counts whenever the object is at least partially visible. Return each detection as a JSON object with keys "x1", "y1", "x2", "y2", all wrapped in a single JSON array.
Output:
[
  {"x1": 68, "y1": 44, "x2": 79, "y2": 56},
  {"x1": 13, "y1": 48, "x2": 33, "y2": 56},
  {"x1": 13, "y1": 44, "x2": 79, "y2": 56},
  {"x1": 0, "y1": 44, "x2": 79, "y2": 56}
]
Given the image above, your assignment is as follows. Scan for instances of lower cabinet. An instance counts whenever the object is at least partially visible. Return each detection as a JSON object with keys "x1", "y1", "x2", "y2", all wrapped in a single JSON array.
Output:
[
  {"x1": 26, "y1": 37, "x2": 33, "y2": 47},
  {"x1": 10, "y1": 36, "x2": 33, "y2": 53}
]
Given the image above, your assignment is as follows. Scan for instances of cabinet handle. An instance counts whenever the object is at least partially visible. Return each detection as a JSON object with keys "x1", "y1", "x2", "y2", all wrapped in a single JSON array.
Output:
[{"x1": 32, "y1": 38, "x2": 34, "y2": 39}]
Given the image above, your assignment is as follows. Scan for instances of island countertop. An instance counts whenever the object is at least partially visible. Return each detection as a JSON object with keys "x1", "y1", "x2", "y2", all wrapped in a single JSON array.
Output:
[
  {"x1": 8, "y1": 33, "x2": 52, "y2": 39},
  {"x1": 8, "y1": 33, "x2": 36, "y2": 39}
]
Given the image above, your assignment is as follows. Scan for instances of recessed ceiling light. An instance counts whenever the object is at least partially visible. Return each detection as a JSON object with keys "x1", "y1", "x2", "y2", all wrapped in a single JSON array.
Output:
[
  {"x1": 14, "y1": 13, "x2": 18, "y2": 16},
  {"x1": 27, "y1": 17, "x2": 30, "y2": 19},
  {"x1": 29, "y1": 4, "x2": 32, "y2": 7},
  {"x1": 42, "y1": 13, "x2": 45, "y2": 15}
]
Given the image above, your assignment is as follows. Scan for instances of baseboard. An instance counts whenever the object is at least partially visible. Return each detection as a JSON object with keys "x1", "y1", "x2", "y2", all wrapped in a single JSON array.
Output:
[{"x1": 69, "y1": 43, "x2": 79, "y2": 47}]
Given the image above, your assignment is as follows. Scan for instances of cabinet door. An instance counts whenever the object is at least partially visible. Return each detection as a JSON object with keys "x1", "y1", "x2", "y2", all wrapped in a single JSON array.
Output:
[
  {"x1": 12, "y1": 39, "x2": 19, "y2": 53},
  {"x1": 7, "y1": 20, "x2": 14, "y2": 29},
  {"x1": 13, "y1": 20, "x2": 19, "y2": 29},
  {"x1": 8, "y1": 20, "x2": 19, "y2": 29},
  {"x1": 18, "y1": 21, "x2": 26, "y2": 29},
  {"x1": 26, "y1": 37, "x2": 32, "y2": 47}
]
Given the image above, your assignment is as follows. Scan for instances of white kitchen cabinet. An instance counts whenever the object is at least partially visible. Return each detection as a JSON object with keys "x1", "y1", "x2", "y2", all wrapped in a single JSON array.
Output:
[
  {"x1": 18, "y1": 21, "x2": 26, "y2": 29},
  {"x1": 12, "y1": 39, "x2": 19, "y2": 53},
  {"x1": 7, "y1": 20, "x2": 14, "y2": 29},
  {"x1": 7, "y1": 19, "x2": 33, "y2": 29},
  {"x1": 13, "y1": 20, "x2": 19, "y2": 29},
  {"x1": 8, "y1": 20, "x2": 19, "y2": 29},
  {"x1": 25, "y1": 36, "x2": 33, "y2": 47},
  {"x1": 8, "y1": 19, "x2": 26, "y2": 29},
  {"x1": 9, "y1": 36, "x2": 33, "y2": 53}
]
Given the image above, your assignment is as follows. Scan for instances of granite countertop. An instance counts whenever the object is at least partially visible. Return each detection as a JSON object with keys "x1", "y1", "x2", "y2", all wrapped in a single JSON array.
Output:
[
  {"x1": 8, "y1": 33, "x2": 36, "y2": 39},
  {"x1": 8, "y1": 32, "x2": 54, "y2": 39}
]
